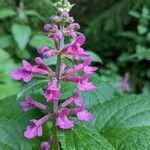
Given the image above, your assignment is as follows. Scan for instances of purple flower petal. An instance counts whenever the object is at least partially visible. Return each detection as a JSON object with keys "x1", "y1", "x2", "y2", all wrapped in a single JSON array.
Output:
[
  {"x1": 11, "y1": 69, "x2": 23, "y2": 80},
  {"x1": 23, "y1": 73, "x2": 32, "y2": 82},
  {"x1": 56, "y1": 116, "x2": 74, "y2": 129},
  {"x1": 23, "y1": 60, "x2": 32, "y2": 71},
  {"x1": 78, "y1": 81, "x2": 96, "y2": 91},
  {"x1": 41, "y1": 142, "x2": 50, "y2": 150},
  {"x1": 77, "y1": 110, "x2": 93, "y2": 122}
]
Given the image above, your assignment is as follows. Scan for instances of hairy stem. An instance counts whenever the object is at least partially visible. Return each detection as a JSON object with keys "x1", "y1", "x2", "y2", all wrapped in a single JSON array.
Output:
[
  {"x1": 53, "y1": 23, "x2": 64, "y2": 150},
  {"x1": 54, "y1": 23, "x2": 64, "y2": 112},
  {"x1": 52, "y1": 118, "x2": 59, "y2": 150}
]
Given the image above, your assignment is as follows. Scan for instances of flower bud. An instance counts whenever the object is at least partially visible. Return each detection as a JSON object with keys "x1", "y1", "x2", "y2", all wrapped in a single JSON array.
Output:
[
  {"x1": 61, "y1": 11, "x2": 69, "y2": 18},
  {"x1": 68, "y1": 23, "x2": 80, "y2": 30},
  {"x1": 38, "y1": 46, "x2": 49, "y2": 55},
  {"x1": 43, "y1": 24, "x2": 53, "y2": 32}
]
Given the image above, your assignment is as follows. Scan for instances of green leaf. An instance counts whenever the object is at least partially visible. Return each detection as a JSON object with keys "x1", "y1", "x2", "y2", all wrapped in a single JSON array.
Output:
[
  {"x1": 142, "y1": 7, "x2": 149, "y2": 18},
  {"x1": 62, "y1": 56, "x2": 74, "y2": 67},
  {"x1": 129, "y1": 10, "x2": 140, "y2": 18},
  {"x1": 0, "y1": 96, "x2": 43, "y2": 149},
  {"x1": 17, "y1": 78, "x2": 48, "y2": 99},
  {"x1": 11, "y1": 24, "x2": 32, "y2": 50},
  {"x1": 87, "y1": 51, "x2": 103, "y2": 64},
  {"x1": 0, "y1": 49, "x2": 20, "y2": 99},
  {"x1": 137, "y1": 25, "x2": 148, "y2": 35},
  {"x1": 30, "y1": 35, "x2": 55, "y2": 49},
  {"x1": 0, "y1": 117, "x2": 41, "y2": 150},
  {"x1": 0, "y1": 35, "x2": 13, "y2": 49},
  {"x1": 58, "y1": 122, "x2": 115, "y2": 150},
  {"x1": 91, "y1": 94, "x2": 150, "y2": 149},
  {"x1": 0, "y1": 9, "x2": 16, "y2": 19},
  {"x1": 118, "y1": 31, "x2": 137, "y2": 39},
  {"x1": 60, "y1": 82, "x2": 76, "y2": 100},
  {"x1": 43, "y1": 56, "x2": 57, "y2": 66}
]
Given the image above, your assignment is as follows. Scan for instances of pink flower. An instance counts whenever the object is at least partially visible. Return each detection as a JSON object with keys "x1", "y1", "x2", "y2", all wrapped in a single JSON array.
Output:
[
  {"x1": 38, "y1": 47, "x2": 59, "y2": 58},
  {"x1": 20, "y1": 96, "x2": 48, "y2": 112},
  {"x1": 77, "y1": 73, "x2": 96, "y2": 91},
  {"x1": 43, "y1": 24, "x2": 58, "y2": 32},
  {"x1": 61, "y1": 11, "x2": 69, "y2": 18},
  {"x1": 64, "y1": 73, "x2": 96, "y2": 91},
  {"x1": 24, "y1": 115, "x2": 50, "y2": 139},
  {"x1": 43, "y1": 24, "x2": 53, "y2": 32},
  {"x1": 67, "y1": 23, "x2": 80, "y2": 30},
  {"x1": 66, "y1": 58, "x2": 97, "y2": 74},
  {"x1": 77, "y1": 110, "x2": 92, "y2": 122},
  {"x1": 78, "y1": 80, "x2": 96, "y2": 91},
  {"x1": 51, "y1": 11, "x2": 74, "y2": 23},
  {"x1": 43, "y1": 23, "x2": 62, "y2": 41},
  {"x1": 51, "y1": 30, "x2": 63, "y2": 41},
  {"x1": 12, "y1": 58, "x2": 49, "y2": 82},
  {"x1": 12, "y1": 60, "x2": 33, "y2": 82},
  {"x1": 56, "y1": 115, "x2": 74, "y2": 129},
  {"x1": 38, "y1": 46, "x2": 49, "y2": 55},
  {"x1": 47, "y1": 30, "x2": 63, "y2": 41},
  {"x1": 64, "y1": 23, "x2": 80, "y2": 38},
  {"x1": 62, "y1": 92, "x2": 83, "y2": 107},
  {"x1": 41, "y1": 142, "x2": 50, "y2": 150},
  {"x1": 51, "y1": 16, "x2": 61, "y2": 22},
  {"x1": 44, "y1": 80, "x2": 61, "y2": 102},
  {"x1": 65, "y1": 35, "x2": 90, "y2": 59},
  {"x1": 32, "y1": 57, "x2": 49, "y2": 75}
]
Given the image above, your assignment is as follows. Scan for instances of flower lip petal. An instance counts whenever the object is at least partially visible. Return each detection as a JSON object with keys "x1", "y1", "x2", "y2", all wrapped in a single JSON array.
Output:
[
  {"x1": 23, "y1": 73, "x2": 32, "y2": 82},
  {"x1": 77, "y1": 110, "x2": 93, "y2": 122},
  {"x1": 23, "y1": 60, "x2": 32, "y2": 71},
  {"x1": 56, "y1": 116, "x2": 74, "y2": 129},
  {"x1": 75, "y1": 35, "x2": 85, "y2": 46},
  {"x1": 11, "y1": 69, "x2": 23, "y2": 80}
]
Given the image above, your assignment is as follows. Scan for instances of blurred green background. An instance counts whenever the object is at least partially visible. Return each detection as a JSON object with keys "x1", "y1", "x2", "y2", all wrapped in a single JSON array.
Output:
[{"x1": 0, "y1": 0, "x2": 150, "y2": 99}]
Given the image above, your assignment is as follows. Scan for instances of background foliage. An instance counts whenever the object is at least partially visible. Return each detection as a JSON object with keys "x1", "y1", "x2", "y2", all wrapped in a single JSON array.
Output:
[{"x1": 0, "y1": 0, "x2": 150, "y2": 149}]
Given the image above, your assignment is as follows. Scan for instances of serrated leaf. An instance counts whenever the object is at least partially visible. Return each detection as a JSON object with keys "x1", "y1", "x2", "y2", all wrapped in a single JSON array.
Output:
[
  {"x1": 17, "y1": 78, "x2": 48, "y2": 99},
  {"x1": 11, "y1": 24, "x2": 32, "y2": 50},
  {"x1": 137, "y1": 25, "x2": 148, "y2": 35},
  {"x1": 0, "y1": 117, "x2": 40, "y2": 150},
  {"x1": 62, "y1": 56, "x2": 74, "y2": 67},
  {"x1": 60, "y1": 82, "x2": 76, "y2": 99},
  {"x1": 0, "y1": 9, "x2": 16, "y2": 19},
  {"x1": 0, "y1": 96, "x2": 43, "y2": 149},
  {"x1": 90, "y1": 94, "x2": 150, "y2": 149},
  {"x1": 58, "y1": 122, "x2": 115, "y2": 150},
  {"x1": 30, "y1": 35, "x2": 55, "y2": 49}
]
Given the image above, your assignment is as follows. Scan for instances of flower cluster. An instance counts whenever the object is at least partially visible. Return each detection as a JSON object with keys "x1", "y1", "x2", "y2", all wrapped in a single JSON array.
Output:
[{"x1": 12, "y1": 4, "x2": 97, "y2": 149}]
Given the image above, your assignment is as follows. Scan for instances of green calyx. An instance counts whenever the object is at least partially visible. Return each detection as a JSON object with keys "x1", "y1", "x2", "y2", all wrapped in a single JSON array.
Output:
[{"x1": 53, "y1": 0, "x2": 75, "y2": 13}]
